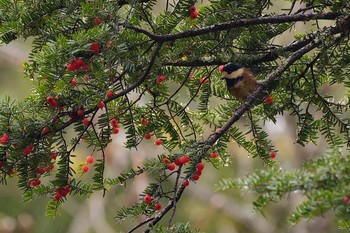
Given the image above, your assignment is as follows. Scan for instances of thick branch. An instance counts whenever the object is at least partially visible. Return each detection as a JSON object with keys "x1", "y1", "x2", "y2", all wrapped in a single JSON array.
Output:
[{"x1": 126, "y1": 12, "x2": 341, "y2": 42}]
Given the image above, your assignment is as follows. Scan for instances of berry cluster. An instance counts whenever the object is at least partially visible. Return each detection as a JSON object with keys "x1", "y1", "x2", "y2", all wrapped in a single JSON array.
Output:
[
  {"x1": 53, "y1": 185, "x2": 71, "y2": 201},
  {"x1": 66, "y1": 58, "x2": 88, "y2": 72},
  {"x1": 110, "y1": 118, "x2": 120, "y2": 134},
  {"x1": 81, "y1": 155, "x2": 95, "y2": 173}
]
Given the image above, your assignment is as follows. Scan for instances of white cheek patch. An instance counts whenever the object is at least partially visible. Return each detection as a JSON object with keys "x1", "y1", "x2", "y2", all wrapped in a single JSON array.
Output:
[{"x1": 227, "y1": 68, "x2": 244, "y2": 79}]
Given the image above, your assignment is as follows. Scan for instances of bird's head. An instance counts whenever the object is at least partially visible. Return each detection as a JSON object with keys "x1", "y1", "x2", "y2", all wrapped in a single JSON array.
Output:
[{"x1": 220, "y1": 63, "x2": 244, "y2": 80}]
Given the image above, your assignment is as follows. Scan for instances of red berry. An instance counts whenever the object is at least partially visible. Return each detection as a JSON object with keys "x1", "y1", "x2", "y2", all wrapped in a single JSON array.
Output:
[
  {"x1": 53, "y1": 194, "x2": 61, "y2": 201},
  {"x1": 23, "y1": 144, "x2": 33, "y2": 155},
  {"x1": 174, "y1": 158, "x2": 181, "y2": 166},
  {"x1": 82, "y1": 118, "x2": 90, "y2": 127},
  {"x1": 190, "y1": 11, "x2": 198, "y2": 19},
  {"x1": 154, "y1": 203, "x2": 162, "y2": 211},
  {"x1": 196, "y1": 162, "x2": 204, "y2": 171},
  {"x1": 82, "y1": 165, "x2": 89, "y2": 173},
  {"x1": 144, "y1": 133, "x2": 151, "y2": 140},
  {"x1": 178, "y1": 155, "x2": 190, "y2": 165},
  {"x1": 50, "y1": 153, "x2": 57, "y2": 160},
  {"x1": 46, "y1": 96, "x2": 58, "y2": 108},
  {"x1": 8, "y1": 168, "x2": 15, "y2": 175},
  {"x1": 64, "y1": 185, "x2": 71, "y2": 194},
  {"x1": 192, "y1": 174, "x2": 200, "y2": 181},
  {"x1": 86, "y1": 155, "x2": 94, "y2": 164},
  {"x1": 218, "y1": 65, "x2": 224, "y2": 72},
  {"x1": 106, "y1": 91, "x2": 113, "y2": 98},
  {"x1": 0, "y1": 133, "x2": 9, "y2": 144},
  {"x1": 30, "y1": 179, "x2": 41, "y2": 187},
  {"x1": 41, "y1": 127, "x2": 48, "y2": 135},
  {"x1": 77, "y1": 109, "x2": 84, "y2": 117},
  {"x1": 66, "y1": 64, "x2": 74, "y2": 71},
  {"x1": 167, "y1": 163, "x2": 175, "y2": 171},
  {"x1": 0, "y1": 162, "x2": 3, "y2": 169},
  {"x1": 143, "y1": 195, "x2": 152, "y2": 203},
  {"x1": 112, "y1": 127, "x2": 120, "y2": 134},
  {"x1": 37, "y1": 167, "x2": 45, "y2": 174},
  {"x1": 195, "y1": 169, "x2": 202, "y2": 176},
  {"x1": 141, "y1": 118, "x2": 148, "y2": 126},
  {"x1": 162, "y1": 158, "x2": 170, "y2": 164},
  {"x1": 156, "y1": 75, "x2": 165, "y2": 83},
  {"x1": 182, "y1": 180, "x2": 189, "y2": 187},
  {"x1": 264, "y1": 96, "x2": 273, "y2": 105},
  {"x1": 97, "y1": 101, "x2": 105, "y2": 109},
  {"x1": 109, "y1": 118, "x2": 118, "y2": 128},
  {"x1": 70, "y1": 79, "x2": 77, "y2": 87},
  {"x1": 93, "y1": 17, "x2": 102, "y2": 25},
  {"x1": 73, "y1": 59, "x2": 84, "y2": 68},
  {"x1": 199, "y1": 77, "x2": 208, "y2": 84},
  {"x1": 89, "y1": 42, "x2": 99, "y2": 54},
  {"x1": 269, "y1": 151, "x2": 276, "y2": 159},
  {"x1": 154, "y1": 138, "x2": 162, "y2": 146},
  {"x1": 210, "y1": 152, "x2": 217, "y2": 159},
  {"x1": 189, "y1": 6, "x2": 196, "y2": 12},
  {"x1": 343, "y1": 196, "x2": 349, "y2": 204}
]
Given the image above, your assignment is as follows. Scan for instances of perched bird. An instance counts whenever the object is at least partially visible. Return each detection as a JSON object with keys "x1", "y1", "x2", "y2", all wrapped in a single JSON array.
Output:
[{"x1": 220, "y1": 63, "x2": 257, "y2": 102}]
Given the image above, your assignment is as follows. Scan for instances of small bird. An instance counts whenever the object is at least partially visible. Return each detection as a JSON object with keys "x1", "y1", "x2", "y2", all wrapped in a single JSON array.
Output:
[{"x1": 220, "y1": 63, "x2": 257, "y2": 102}]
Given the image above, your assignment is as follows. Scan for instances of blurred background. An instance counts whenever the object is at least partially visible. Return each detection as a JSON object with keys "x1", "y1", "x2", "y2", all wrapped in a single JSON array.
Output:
[{"x1": 0, "y1": 1, "x2": 347, "y2": 233}]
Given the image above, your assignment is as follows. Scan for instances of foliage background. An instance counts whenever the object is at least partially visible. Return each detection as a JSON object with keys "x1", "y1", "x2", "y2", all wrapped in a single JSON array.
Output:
[{"x1": 0, "y1": 0, "x2": 348, "y2": 233}]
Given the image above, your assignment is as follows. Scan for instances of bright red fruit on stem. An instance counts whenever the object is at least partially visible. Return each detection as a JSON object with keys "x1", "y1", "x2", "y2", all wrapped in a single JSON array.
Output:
[
  {"x1": 210, "y1": 152, "x2": 218, "y2": 158},
  {"x1": 89, "y1": 42, "x2": 99, "y2": 54},
  {"x1": 37, "y1": 167, "x2": 45, "y2": 174},
  {"x1": 192, "y1": 174, "x2": 200, "y2": 181},
  {"x1": 161, "y1": 158, "x2": 170, "y2": 164},
  {"x1": 109, "y1": 118, "x2": 118, "y2": 128},
  {"x1": 167, "y1": 163, "x2": 175, "y2": 171},
  {"x1": 156, "y1": 75, "x2": 165, "y2": 83},
  {"x1": 196, "y1": 162, "x2": 204, "y2": 171},
  {"x1": 23, "y1": 144, "x2": 33, "y2": 155},
  {"x1": 154, "y1": 203, "x2": 162, "y2": 211},
  {"x1": 154, "y1": 138, "x2": 162, "y2": 146},
  {"x1": 50, "y1": 153, "x2": 57, "y2": 160},
  {"x1": 182, "y1": 180, "x2": 189, "y2": 187},
  {"x1": 144, "y1": 133, "x2": 151, "y2": 140},
  {"x1": 97, "y1": 101, "x2": 105, "y2": 109},
  {"x1": 93, "y1": 17, "x2": 102, "y2": 25},
  {"x1": 343, "y1": 196, "x2": 349, "y2": 204},
  {"x1": 46, "y1": 96, "x2": 58, "y2": 108},
  {"x1": 106, "y1": 91, "x2": 113, "y2": 98},
  {"x1": 86, "y1": 155, "x2": 94, "y2": 164},
  {"x1": 82, "y1": 165, "x2": 89, "y2": 173},
  {"x1": 0, "y1": 133, "x2": 9, "y2": 144},
  {"x1": 190, "y1": 11, "x2": 198, "y2": 19},
  {"x1": 112, "y1": 128, "x2": 120, "y2": 134},
  {"x1": 189, "y1": 6, "x2": 196, "y2": 12},
  {"x1": 82, "y1": 118, "x2": 90, "y2": 127},
  {"x1": 30, "y1": 179, "x2": 41, "y2": 187},
  {"x1": 77, "y1": 109, "x2": 84, "y2": 117},
  {"x1": 143, "y1": 195, "x2": 152, "y2": 203},
  {"x1": 178, "y1": 155, "x2": 190, "y2": 165},
  {"x1": 141, "y1": 118, "x2": 148, "y2": 126},
  {"x1": 70, "y1": 79, "x2": 77, "y2": 87},
  {"x1": 53, "y1": 194, "x2": 61, "y2": 201},
  {"x1": 269, "y1": 151, "x2": 276, "y2": 159},
  {"x1": 264, "y1": 96, "x2": 273, "y2": 105}
]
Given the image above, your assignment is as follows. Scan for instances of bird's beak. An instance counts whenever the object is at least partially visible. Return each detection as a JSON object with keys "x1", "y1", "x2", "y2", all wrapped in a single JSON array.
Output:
[{"x1": 221, "y1": 77, "x2": 225, "y2": 80}]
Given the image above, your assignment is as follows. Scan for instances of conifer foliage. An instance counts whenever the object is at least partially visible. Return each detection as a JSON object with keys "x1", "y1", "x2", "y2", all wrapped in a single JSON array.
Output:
[{"x1": 0, "y1": 0, "x2": 349, "y2": 232}]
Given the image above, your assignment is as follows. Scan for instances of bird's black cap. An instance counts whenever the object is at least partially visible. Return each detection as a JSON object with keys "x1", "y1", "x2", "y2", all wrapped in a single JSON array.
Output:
[{"x1": 222, "y1": 63, "x2": 242, "y2": 74}]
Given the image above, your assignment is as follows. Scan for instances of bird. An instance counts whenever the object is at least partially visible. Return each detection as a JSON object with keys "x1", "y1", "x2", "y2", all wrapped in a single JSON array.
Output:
[{"x1": 220, "y1": 63, "x2": 257, "y2": 102}]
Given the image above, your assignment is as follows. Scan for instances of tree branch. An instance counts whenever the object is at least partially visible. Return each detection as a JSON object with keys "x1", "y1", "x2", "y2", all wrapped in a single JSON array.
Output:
[{"x1": 125, "y1": 12, "x2": 341, "y2": 42}]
